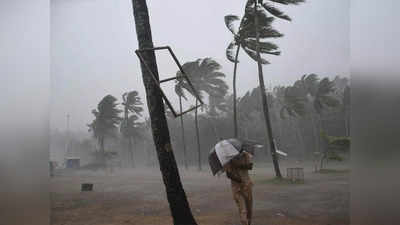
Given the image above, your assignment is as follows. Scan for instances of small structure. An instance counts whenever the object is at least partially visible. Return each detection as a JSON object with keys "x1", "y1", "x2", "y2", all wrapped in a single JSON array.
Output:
[
  {"x1": 81, "y1": 183, "x2": 93, "y2": 191},
  {"x1": 65, "y1": 157, "x2": 80, "y2": 169},
  {"x1": 287, "y1": 167, "x2": 304, "y2": 182}
]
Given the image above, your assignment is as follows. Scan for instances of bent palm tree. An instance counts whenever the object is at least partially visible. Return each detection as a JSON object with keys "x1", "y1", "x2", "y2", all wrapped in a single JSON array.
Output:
[
  {"x1": 295, "y1": 74, "x2": 340, "y2": 152},
  {"x1": 275, "y1": 85, "x2": 307, "y2": 155},
  {"x1": 178, "y1": 58, "x2": 228, "y2": 171},
  {"x1": 227, "y1": 0, "x2": 304, "y2": 178},
  {"x1": 131, "y1": 0, "x2": 197, "y2": 224},
  {"x1": 88, "y1": 95, "x2": 122, "y2": 168},
  {"x1": 208, "y1": 94, "x2": 230, "y2": 140},
  {"x1": 121, "y1": 115, "x2": 144, "y2": 167},
  {"x1": 175, "y1": 81, "x2": 189, "y2": 169},
  {"x1": 121, "y1": 91, "x2": 143, "y2": 167}
]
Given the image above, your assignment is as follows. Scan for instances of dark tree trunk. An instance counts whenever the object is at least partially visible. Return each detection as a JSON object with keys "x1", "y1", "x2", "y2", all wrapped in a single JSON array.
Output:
[
  {"x1": 179, "y1": 96, "x2": 188, "y2": 170},
  {"x1": 233, "y1": 44, "x2": 241, "y2": 138},
  {"x1": 295, "y1": 119, "x2": 306, "y2": 158},
  {"x1": 254, "y1": 0, "x2": 282, "y2": 178},
  {"x1": 129, "y1": 137, "x2": 135, "y2": 168},
  {"x1": 211, "y1": 117, "x2": 220, "y2": 141},
  {"x1": 194, "y1": 99, "x2": 202, "y2": 171},
  {"x1": 344, "y1": 108, "x2": 350, "y2": 137},
  {"x1": 310, "y1": 113, "x2": 319, "y2": 153},
  {"x1": 99, "y1": 136, "x2": 106, "y2": 168},
  {"x1": 131, "y1": 1, "x2": 197, "y2": 224},
  {"x1": 124, "y1": 106, "x2": 135, "y2": 168}
]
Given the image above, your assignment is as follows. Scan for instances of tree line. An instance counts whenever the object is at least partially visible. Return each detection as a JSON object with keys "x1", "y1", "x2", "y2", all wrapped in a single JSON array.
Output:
[{"x1": 77, "y1": 68, "x2": 349, "y2": 171}]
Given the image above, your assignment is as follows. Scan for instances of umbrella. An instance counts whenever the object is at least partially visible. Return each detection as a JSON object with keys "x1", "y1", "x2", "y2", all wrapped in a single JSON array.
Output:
[{"x1": 208, "y1": 138, "x2": 262, "y2": 176}]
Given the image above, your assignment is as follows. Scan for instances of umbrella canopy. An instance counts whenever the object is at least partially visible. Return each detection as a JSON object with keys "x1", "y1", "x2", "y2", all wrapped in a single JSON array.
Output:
[{"x1": 208, "y1": 138, "x2": 262, "y2": 175}]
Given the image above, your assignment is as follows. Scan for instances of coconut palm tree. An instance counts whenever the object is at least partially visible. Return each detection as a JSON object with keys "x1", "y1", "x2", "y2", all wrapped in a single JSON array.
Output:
[
  {"x1": 131, "y1": 1, "x2": 197, "y2": 224},
  {"x1": 225, "y1": 0, "x2": 304, "y2": 139},
  {"x1": 120, "y1": 115, "x2": 143, "y2": 167},
  {"x1": 175, "y1": 81, "x2": 189, "y2": 169},
  {"x1": 88, "y1": 95, "x2": 122, "y2": 167},
  {"x1": 121, "y1": 91, "x2": 143, "y2": 168},
  {"x1": 342, "y1": 85, "x2": 350, "y2": 136},
  {"x1": 275, "y1": 85, "x2": 307, "y2": 155},
  {"x1": 207, "y1": 94, "x2": 231, "y2": 140},
  {"x1": 226, "y1": 0, "x2": 305, "y2": 178},
  {"x1": 295, "y1": 74, "x2": 340, "y2": 153},
  {"x1": 178, "y1": 58, "x2": 228, "y2": 171}
]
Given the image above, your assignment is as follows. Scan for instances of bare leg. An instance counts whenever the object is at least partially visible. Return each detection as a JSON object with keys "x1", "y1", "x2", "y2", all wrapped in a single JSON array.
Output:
[
  {"x1": 232, "y1": 185, "x2": 249, "y2": 225},
  {"x1": 244, "y1": 185, "x2": 253, "y2": 225}
]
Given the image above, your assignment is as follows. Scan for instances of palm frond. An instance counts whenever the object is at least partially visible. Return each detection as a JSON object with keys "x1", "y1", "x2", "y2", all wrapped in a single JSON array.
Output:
[
  {"x1": 174, "y1": 82, "x2": 187, "y2": 100},
  {"x1": 313, "y1": 77, "x2": 340, "y2": 113},
  {"x1": 226, "y1": 41, "x2": 239, "y2": 63},
  {"x1": 200, "y1": 58, "x2": 222, "y2": 73},
  {"x1": 242, "y1": 39, "x2": 280, "y2": 55},
  {"x1": 224, "y1": 15, "x2": 240, "y2": 35},
  {"x1": 262, "y1": 2, "x2": 291, "y2": 21},
  {"x1": 242, "y1": 45, "x2": 270, "y2": 64},
  {"x1": 269, "y1": 0, "x2": 306, "y2": 5},
  {"x1": 317, "y1": 78, "x2": 336, "y2": 95},
  {"x1": 301, "y1": 74, "x2": 319, "y2": 96}
]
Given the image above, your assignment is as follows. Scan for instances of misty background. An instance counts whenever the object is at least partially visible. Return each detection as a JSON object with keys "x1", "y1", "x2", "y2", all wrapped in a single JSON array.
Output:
[{"x1": 51, "y1": 0, "x2": 349, "y2": 133}]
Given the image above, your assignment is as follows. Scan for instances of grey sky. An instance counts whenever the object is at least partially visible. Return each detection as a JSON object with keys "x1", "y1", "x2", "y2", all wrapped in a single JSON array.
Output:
[{"x1": 51, "y1": 0, "x2": 349, "y2": 132}]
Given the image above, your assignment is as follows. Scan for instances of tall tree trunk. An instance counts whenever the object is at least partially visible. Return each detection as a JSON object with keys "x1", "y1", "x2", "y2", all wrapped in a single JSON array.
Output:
[
  {"x1": 310, "y1": 114, "x2": 319, "y2": 153},
  {"x1": 99, "y1": 137, "x2": 106, "y2": 168},
  {"x1": 124, "y1": 106, "x2": 135, "y2": 168},
  {"x1": 179, "y1": 96, "x2": 188, "y2": 170},
  {"x1": 344, "y1": 108, "x2": 350, "y2": 137},
  {"x1": 129, "y1": 137, "x2": 135, "y2": 168},
  {"x1": 253, "y1": 0, "x2": 282, "y2": 178},
  {"x1": 131, "y1": 1, "x2": 197, "y2": 224},
  {"x1": 291, "y1": 117, "x2": 305, "y2": 159},
  {"x1": 233, "y1": 44, "x2": 241, "y2": 138},
  {"x1": 295, "y1": 119, "x2": 306, "y2": 158},
  {"x1": 207, "y1": 115, "x2": 220, "y2": 141},
  {"x1": 194, "y1": 99, "x2": 202, "y2": 171}
]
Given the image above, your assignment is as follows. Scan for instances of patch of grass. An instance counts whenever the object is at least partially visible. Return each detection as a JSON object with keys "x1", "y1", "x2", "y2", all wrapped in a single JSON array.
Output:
[
  {"x1": 318, "y1": 169, "x2": 350, "y2": 174},
  {"x1": 255, "y1": 177, "x2": 305, "y2": 185}
]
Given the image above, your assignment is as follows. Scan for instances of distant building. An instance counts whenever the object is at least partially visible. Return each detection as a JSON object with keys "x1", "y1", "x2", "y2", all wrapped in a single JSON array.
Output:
[{"x1": 65, "y1": 157, "x2": 80, "y2": 169}]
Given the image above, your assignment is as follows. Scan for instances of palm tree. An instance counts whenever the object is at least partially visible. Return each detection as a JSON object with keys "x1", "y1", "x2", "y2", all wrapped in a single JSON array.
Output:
[
  {"x1": 121, "y1": 91, "x2": 143, "y2": 168},
  {"x1": 342, "y1": 85, "x2": 350, "y2": 136},
  {"x1": 175, "y1": 81, "x2": 188, "y2": 169},
  {"x1": 295, "y1": 74, "x2": 340, "y2": 153},
  {"x1": 121, "y1": 115, "x2": 143, "y2": 167},
  {"x1": 88, "y1": 95, "x2": 122, "y2": 167},
  {"x1": 131, "y1": 1, "x2": 197, "y2": 224},
  {"x1": 225, "y1": 0, "x2": 304, "y2": 139},
  {"x1": 208, "y1": 94, "x2": 231, "y2": 140},
  {"x1": 224, "y1": 14, "x2": 243, "y2": 138},
  {"x1": 275, "y1": 85, "x2": 307, "y2": 156},
  {"x1": 178, "y1": 58, "x2": 228, "y2": 171},
  {"x1": 226, "y1": 0, "x2": 305, "y2": 178}
]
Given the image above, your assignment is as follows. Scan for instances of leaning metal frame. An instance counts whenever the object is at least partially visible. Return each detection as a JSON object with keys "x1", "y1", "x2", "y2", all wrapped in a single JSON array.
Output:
[{"x1": 135, "y1": 46, "x2": 204, "y2": 117}]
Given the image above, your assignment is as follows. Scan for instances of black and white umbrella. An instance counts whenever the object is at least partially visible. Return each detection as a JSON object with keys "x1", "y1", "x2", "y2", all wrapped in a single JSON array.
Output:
[{"x1": 208, "y1": 138, "x2": 262, "y2": 176}]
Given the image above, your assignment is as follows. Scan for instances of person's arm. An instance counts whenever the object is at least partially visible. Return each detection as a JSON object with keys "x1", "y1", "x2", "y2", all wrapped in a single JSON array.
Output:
[
  {"x1": 226, "y1": 171, "x2": 242, "y2": 183},
  {"x1": 225, "y1": 163, "x2": 242, "y2": 183},
  {"x1": 238, "y1": 162, "x2": 253, "y2": 170},
  {"x1": 232, "y1": 153, "x2": 253, "y2": 170}
]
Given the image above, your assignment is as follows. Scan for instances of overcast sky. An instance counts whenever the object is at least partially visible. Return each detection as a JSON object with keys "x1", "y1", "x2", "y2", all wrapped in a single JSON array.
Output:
[{"x1": 51, "y1": 0, "x2": 349, "y2": 132}]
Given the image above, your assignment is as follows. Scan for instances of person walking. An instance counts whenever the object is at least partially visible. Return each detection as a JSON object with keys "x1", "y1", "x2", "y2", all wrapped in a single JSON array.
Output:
[{"x1": 225, "y1": 148, "x2": 254, "y2": 225}]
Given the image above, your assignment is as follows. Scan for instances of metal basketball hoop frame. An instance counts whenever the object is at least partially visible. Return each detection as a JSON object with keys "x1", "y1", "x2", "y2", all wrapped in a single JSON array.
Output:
[{"x1": 135, "y1": 46, "x2": 203, "y2": 117}]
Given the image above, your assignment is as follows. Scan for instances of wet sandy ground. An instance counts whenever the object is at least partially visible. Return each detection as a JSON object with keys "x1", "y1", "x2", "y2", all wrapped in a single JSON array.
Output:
[{"x1": 51, "y1": 162, "x2": 349, "y2": 225}]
